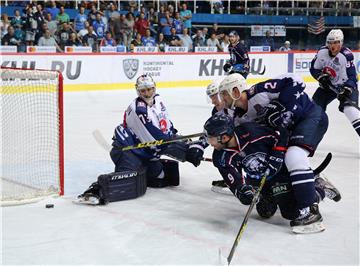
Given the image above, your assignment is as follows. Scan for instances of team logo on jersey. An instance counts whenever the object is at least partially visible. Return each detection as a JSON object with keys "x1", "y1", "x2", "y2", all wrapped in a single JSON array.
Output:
[
  {"x1": 322, "y1": 66, "x2": 336, "y2": 78},
  {"x1": 159, "y1": 102, "x2": 166, "y2": 111},
  {"x1": 242, "y1": 152, "x2": 267, "y2": 177},
  {"x1": 159, "y1": 119, "x2": 168, "y2": 132},
  {"x1": 333, "y1": 57, "x2": 340, "y2": 65},
  {"x1": 123, "y1": 59, "x2": 139, "y2": 79}
]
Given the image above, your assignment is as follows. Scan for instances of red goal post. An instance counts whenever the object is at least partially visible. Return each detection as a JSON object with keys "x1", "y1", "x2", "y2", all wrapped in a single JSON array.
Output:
[{"x1": 1, "y1": 67, "x2": 64, "y2": 205}]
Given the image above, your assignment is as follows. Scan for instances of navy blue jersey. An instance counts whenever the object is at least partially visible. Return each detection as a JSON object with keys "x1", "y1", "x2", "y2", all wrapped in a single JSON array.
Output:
[
  {"x1": 310, "y1": 46, "x2": 358, "y2": 89},
  {"x1": 228, "y1": 42, "x2": 250, "y2": 72},
  {"x1": 239, "y1": 74, "x2": 315, "y2": 126}
]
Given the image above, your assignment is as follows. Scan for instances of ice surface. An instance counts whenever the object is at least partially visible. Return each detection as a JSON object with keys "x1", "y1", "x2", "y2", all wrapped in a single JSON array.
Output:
[{"x1": 2, "y1": 84, "x2": 359, "y2": 265}]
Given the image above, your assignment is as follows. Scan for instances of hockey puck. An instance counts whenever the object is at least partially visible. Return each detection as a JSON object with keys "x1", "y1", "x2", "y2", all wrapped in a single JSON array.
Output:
[{"x1": 45, "y1": 204, "x2": 54, "y2": 208}]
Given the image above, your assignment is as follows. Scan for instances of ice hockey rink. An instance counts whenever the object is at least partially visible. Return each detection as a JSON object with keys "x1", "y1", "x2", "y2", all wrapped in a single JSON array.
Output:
[{"x1": 2, "y1": 83, "x2": 359, "y2": 265}]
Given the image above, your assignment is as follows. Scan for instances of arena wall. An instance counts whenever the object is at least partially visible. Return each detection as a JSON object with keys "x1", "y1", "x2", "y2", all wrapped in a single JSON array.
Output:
[{"x1": 1, "y1": 51, "x2": 359, "y2": 91}]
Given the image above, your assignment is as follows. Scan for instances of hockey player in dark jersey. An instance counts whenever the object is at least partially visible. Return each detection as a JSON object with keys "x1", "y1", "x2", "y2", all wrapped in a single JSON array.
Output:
[
  {"x1": 218, "y1": 73, "x2": 329, "y2": 231},
  {"x1": 310, "y1": 29, "x2": 360, "y2": 136},
  {"x1": 204, "y1": 113, "x2": 341, "y2": 233},
  {"x1": 74, "y1": 74, "x2": 205, "y2": 205},
  {"x1": 223, "y1": 31, "x2": 250, "y2": 78}
]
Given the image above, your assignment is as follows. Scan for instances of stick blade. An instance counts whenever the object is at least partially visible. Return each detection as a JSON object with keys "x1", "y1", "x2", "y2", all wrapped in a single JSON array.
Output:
[{"x1": 218, "y1": 248, "x2": 229, "y2": 266}]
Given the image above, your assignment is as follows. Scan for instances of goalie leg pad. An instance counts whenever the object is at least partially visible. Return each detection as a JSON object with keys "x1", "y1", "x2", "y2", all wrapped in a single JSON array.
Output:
[
  {"x1": 161, "y1": 159, "x2": 180, "y2": 186},
  {"x1": 97, "y1": 170, "x2": 147, "y2": 202}
]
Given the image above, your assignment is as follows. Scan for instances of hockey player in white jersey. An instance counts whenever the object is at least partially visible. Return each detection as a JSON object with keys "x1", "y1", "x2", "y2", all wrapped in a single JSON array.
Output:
[
  {"x1": 218, "y1": 73, "x2": 329, "y2": 232},
  {"x1": 310, "y1": 29, "x2": 359, "y2": 136}
]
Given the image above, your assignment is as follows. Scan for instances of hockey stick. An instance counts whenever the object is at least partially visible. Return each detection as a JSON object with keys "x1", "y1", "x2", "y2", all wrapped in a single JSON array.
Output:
[
  {"x1": 92, "y1": 129, "x2": 213, "y2": 162},
  {"x1": 326, "y1": 84, "x2": 360, "y2": 111},
  {"x1": 220, "y1": 152, "x2": 332, "y2": 265}
]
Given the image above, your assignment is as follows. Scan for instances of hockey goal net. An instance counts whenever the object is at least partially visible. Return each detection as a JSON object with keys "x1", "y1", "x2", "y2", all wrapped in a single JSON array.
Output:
[{"x1": 0, "y1": 68, "x2": 64, "y2": 206}]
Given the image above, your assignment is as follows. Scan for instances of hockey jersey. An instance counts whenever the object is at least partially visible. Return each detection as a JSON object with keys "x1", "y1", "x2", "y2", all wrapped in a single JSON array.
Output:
[
  {"x1": 238, "y1": 74, "x2": 314, "y2": 127},
  {"x1": 310, "y1": 46, "x2": 358, "y2": 89},
  {"x1": 228, "y1": 41, "x2": 250, "y2": 72}
]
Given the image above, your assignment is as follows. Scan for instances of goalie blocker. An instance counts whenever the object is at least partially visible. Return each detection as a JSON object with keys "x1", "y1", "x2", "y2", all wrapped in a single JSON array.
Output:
[{"x1": 76, "y1": 159, "x2": 180, "y2": 205}]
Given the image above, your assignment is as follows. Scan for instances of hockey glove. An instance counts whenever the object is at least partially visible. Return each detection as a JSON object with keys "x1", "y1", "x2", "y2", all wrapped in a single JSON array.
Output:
[
  {"x1": 337, "y1": 85, "x2": 353, "y2": 102},
  {"x1": 237, "y1": 184, "x2": 255, "y2": 205},
  {"x1": 186, "y1": 144, "x2": 204, "y2": 167},
  {"x1": 223, "y1": 62, "x2": 232, "y2": 72},
  {"x1": 160, "y1": 141, "x2": 188, "y2": 162},
  {"x1": 257, "y1": 100, "x2": 294, "y2": 129},
  {"x1": 317, "y1": 73, "x2": 331, "y2": 90}
]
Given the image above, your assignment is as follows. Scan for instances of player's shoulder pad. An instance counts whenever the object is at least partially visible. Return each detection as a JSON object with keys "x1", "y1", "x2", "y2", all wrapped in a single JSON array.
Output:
[
  {"x1": 135, "y1": 97, "x2": 148, "y2": 114},
  {"x1": 212, "y1": 149, "x2": 234, "y2": 168},
  {"x1": 340, "y1": 47, "x2": 354, "y2": 61}
]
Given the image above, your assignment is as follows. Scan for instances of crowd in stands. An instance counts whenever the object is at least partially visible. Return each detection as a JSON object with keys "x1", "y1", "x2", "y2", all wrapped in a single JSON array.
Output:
[{"x1": 0, "y1": 1, "x2": 357, "y2": 53}]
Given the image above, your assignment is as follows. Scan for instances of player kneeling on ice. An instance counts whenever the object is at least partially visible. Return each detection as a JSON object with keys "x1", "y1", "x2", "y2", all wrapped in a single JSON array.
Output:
[
  {"x1": 310, "y1": 29, "x2": 359, "y2": 136},
  {"x1": 218, "y1": 73, "x2": 331, "y2": 232},
  {"x1": 75, "y1": 74, "x2": 205, "y2": 205},
  {"x1": 204, "y1": 113, "x2": 341, "y2": 234}
]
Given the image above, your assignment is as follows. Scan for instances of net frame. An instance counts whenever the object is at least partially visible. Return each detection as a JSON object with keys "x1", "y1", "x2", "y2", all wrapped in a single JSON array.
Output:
[{"x1": 1, "y1": 67, "x2": 64, "y2": 206}]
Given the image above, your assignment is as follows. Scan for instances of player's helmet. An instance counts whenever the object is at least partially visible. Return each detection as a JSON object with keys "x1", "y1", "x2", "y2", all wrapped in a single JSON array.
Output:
[
  {"x1": 135, "y1": 74, "x2": 156, "y2": 104},
  {"x1": 204, "y1": 113, "x2": 234, "y2": 142},
  {"x1": 219, "y1": 73, "x2": 247, "y2": 99},
  {"x1": 326, "y1": 29, "x2": 344, "y2": 45},
  {"x1": 206, "y1": 78, "x2": 222, "y2": 97}
]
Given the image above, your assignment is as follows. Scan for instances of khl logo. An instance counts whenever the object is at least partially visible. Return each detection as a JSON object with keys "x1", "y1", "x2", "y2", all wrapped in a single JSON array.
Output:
[{"x1": 123, "y1": 59, "x2": 139, "y2": 79}]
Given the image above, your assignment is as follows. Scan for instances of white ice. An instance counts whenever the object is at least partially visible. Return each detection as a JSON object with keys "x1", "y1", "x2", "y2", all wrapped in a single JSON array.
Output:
[{"x1": 2, "y1": 84, "x2": 359, "y2": 265}]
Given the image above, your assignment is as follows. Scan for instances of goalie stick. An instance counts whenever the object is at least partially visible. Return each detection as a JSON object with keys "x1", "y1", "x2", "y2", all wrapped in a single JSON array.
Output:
[
  {"x1": 92, "y1": 129, "x2": 213, "y2": 162},
  {"x1": 221, "y1": 152, "x2": 332, "y2": 265}
]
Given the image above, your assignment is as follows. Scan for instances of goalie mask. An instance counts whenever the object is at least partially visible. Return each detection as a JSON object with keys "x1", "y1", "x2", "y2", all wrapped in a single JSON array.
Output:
[{"x1": 135, "y1": 74, "x2": 156, "y2": 106}]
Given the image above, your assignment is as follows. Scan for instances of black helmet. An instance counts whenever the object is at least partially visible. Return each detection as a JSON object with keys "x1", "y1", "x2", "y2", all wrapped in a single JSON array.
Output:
[{"x1": 204, "y1": 113, "x2": 235, "y2": 140}]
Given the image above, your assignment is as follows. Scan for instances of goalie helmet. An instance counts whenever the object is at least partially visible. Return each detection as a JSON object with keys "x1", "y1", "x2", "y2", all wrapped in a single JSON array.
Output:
[
  {"x1": 326, "y1": 29, "x2": 344, "y2": 45},
  {"x1": 204, "y1": 113, "x2": 234, "y2": 140},
  {"x1": 219, "y1": 73, "x2": 247, "y2": 99},
  {"x1": 135, "y1": 74, "x2": 156, "y2": 105}
]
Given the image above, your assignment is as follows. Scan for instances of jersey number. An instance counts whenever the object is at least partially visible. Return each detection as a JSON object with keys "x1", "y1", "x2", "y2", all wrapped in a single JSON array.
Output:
[{"x1": 264, "y1": 82, "x2": 277, "y2": 89}]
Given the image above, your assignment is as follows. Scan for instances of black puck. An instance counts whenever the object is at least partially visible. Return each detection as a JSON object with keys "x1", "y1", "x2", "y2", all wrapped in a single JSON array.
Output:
[{"x1": 45, "y1": 204, "x2": 54, "y2": 208}]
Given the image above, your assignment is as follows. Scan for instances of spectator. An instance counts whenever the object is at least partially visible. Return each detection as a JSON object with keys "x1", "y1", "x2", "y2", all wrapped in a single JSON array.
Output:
[
  {"x1": 66, "y1": 32, "x2": 82, "y2": 47},
  {"x1": 202, "y1": 27, "x2": 209, "y2": 42},
  {"x1": 212, "y1": 0, "x2": 224, "y2": 14},
  {"x1": 123, "y1": 12, "x2": 135, "y2": 49},
  {"x1": 23, "y1": 6, "x2": 37, "y2": 46},
  {"x1": 57, "y1": 22, "x2": 73, "y2": 50},
  {"x1": 158, "y1": 5, "x2": 166, "y2": 22},
  {"x1": 134, "y1": 12, "x2": 150, "y2": 37},
  {"x1": 107, "y1": 3, "x2": 120, "y2": 28},
  {"x1": 38, "y1": 29, "x2": 62, "y2": 52},
  {"x1": 168, "y1": 27, "x2": 182, "y2": 47},
  {"x1": 279, "y1": 40, "x2": 291, "y2": 51},
  {"x1": 111, "y1": 15, "x2": 126, "y2": 45},
  {"x1": 262, "y1": 30, "x2": 275, "y2": 51},
  {"x1": 141, "y1": 29, "x2": 156, "y2": 47},
  {"x1": 160, "y1": 10, "x2": 173, "y2": 41},
  {"x1": 100, "y1": 31, "x2": 116, "y2": 47},
  {"x1": 157, "y1": 32, "x2": 167, "y2": 52},
  {"x1": 209, "y1": 23, "x2": 224, "y2": 41},
  {"x1": 147, "y1": 7, "x2": 158, "y2": 35},
  {"x1": 357, "y1": 40, "x2": 360, "y2": 50},
  {"x1": 87, "y1": 4, "x2": 99, "y2": 25},
  {"x1": 82, "y1": 25, "x2": 98, "y2": 52},
  {"x1": 56, "y1": 6, "x2": 70, "y2": 24},
  {"x1": 1, "y1": 13, "x2": 10, "y2": 38},
  {"x1": 35, "y1": 22, "x2": 48, "y2": 44},
  {"x1": 34, "y1": 4, "x2": 46, "y2": 31},
  {"x1": 10, "y1": 9, "x2": 23, "y2": 33},
  {"x1": 220, "y1": 34, "x2": 230, "y2": 52},
  {"x1": 93, "y1": 13, "x2": 106, "y2": 39},
  {"x1": 180, "y1": 3, "x2": 192, "y2": 32},
  {"x1": 78, "y1": 21, "x2": 91, "y2": 39},
  {"x1": 193, "y1": 29, "x2": 206, "y2": 48},
  {"x1": 172, "y1": 12, "x2": 183, "y2": 34},
  {"x1": 45, "y1": 13, "x2": 57, "y2": 37},
  {"x1": 179, "y1": 27, "x2": 193, "y2": 51},
  {"x1": 207, "y1": 32, "x2": 222, "y2": 51},
  {"x1": 74, "y1": 6, "x2": 87, "y2": 32},
  {"x1": 130, "y1": 32, "x2": 143, "y2": 52},
  {"x1": 1, "y1": 25, "x2": 22, "y2": 49},
  {"x1": 45, "y1": 1, "x2": 59, "y2": 21}
]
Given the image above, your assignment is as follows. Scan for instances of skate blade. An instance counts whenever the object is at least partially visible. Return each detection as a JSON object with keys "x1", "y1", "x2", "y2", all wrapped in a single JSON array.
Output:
[
  {"x1": 72, "y1": 197, "x2": 99, "y2": 206},
  {"x1": 292, "y1": 221, "x2": 325, "y2": 234},
  {"x1": 211, "y1": 186, "x2": 233, "y2": 196}
]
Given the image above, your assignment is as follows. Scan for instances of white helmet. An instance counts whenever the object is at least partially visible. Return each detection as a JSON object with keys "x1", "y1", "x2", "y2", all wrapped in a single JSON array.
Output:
[
  {"x1": 135, "y1": 74, "x2": 156, "y2": 104},
  {"x1": 219, "y1": 73, "x2": 247, "y2": 100},
  {"x1": 206, "y1": 78, "x2": 222, "y2": 97},
  {"x1": 326, "y1": 29, "x2": 344, "y2": 45}
]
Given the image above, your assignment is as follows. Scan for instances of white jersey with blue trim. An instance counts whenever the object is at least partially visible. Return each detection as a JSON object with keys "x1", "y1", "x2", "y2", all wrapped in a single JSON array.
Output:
[
  {"x1": 238, "y1": 74, "x2": 313, "y2": 125},
  {"x1": 124, "y1": 94, "x2": 175, "y2": 143},
  {"x1": 310, "y1": 46, "x2": 358, "y2": 88}
]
